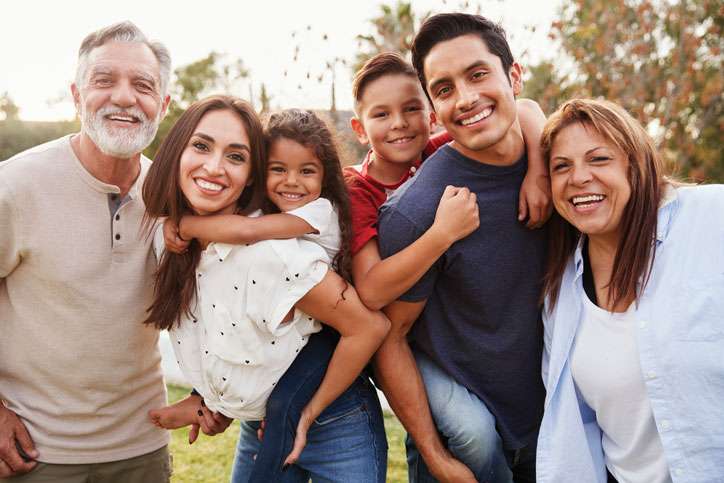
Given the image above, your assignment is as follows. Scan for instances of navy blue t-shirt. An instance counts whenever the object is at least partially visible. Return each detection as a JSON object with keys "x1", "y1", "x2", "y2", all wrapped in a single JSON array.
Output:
[{"x1": 378, "y1": 144, "x2": 546, "y2": 449}]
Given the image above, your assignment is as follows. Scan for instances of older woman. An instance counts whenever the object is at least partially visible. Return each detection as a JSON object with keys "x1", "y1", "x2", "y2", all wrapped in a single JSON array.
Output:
[{"x1": 536, "y1": 99, "x2": 724, "y2": 483}]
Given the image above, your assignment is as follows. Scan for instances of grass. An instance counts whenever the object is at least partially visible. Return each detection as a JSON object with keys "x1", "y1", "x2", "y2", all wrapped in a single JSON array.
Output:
[{"x1": 167, "y1": 384, "x2": 408, "y2": 482}]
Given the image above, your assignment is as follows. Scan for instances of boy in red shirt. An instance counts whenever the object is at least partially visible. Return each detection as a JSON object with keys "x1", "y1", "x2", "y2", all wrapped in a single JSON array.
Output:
[{"x1": 345, "y1": 52, "x2": 549, "y2": 311}]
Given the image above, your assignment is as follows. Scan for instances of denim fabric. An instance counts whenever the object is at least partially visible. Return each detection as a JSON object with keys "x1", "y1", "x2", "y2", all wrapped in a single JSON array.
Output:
[
  {"x1": 405, "y1": 351, "x2": 513, "y2": 483},
  {"x1": 537, "y1": 186, "x2": 724, "y2": 483},
  {"x1": 230, "y1": 328, "x2": 387, "y2": 483}
]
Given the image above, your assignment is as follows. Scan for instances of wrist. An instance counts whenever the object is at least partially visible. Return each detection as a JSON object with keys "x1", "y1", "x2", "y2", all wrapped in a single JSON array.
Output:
[{"x1": 428, "y1": 223, "x2": 456, "y2": 248}]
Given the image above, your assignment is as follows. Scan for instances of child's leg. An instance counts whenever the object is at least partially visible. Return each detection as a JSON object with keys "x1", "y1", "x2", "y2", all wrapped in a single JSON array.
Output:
[
  {"x1": 410, "y1": 350, "x2": 513, "y2": 483},
  {"x1": 246, "y1": 328, "x2": 338, "y2": 481},
  {"x1": 148, "y1": 394, "x2": 202, "y2": 430},
  {"x1": 289, "y1": 375, "x2": 387, "y2": 483},
  {"x1": 230, "y1": 420, "x2": 262, "y2": 483}
]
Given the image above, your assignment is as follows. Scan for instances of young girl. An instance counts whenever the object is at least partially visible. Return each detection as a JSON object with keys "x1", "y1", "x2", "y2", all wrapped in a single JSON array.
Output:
[{"x1": 142, "y1": 98, "x2": 390, "y2": 481}]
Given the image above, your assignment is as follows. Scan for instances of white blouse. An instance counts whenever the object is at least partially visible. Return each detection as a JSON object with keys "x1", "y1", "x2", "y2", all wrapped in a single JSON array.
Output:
[{"x1": 155, "y1": 198, "x2": 341, "y2": 420}]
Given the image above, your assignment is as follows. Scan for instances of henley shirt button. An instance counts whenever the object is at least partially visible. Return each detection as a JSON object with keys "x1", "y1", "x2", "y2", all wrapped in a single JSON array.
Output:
[
  {"x1": 115, "y1": 233, "x2": 121, "y2": 240},
  {"x1": 115, "y1": 214, "x2": 120, "y2": 221},
  {"x1": 646, "y1": 371, "x2": 657, "y2": 379},
  {"x1": 661, "y1": 420, "x2": 671, "y2": 430},
  {"x1": 674, "y1": 469, "x2": 683, "y2": 476},
  {"x1": 638, "y1": 320, "x2": 648, "y2": 329}
]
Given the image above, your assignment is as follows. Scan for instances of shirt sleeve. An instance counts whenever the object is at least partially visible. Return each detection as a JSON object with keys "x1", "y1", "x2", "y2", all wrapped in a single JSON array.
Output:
[
  {"x1": 152, "y1": 221, "x2": 166, "y2": 263},
  {"x1": 377, "y1": 205, "x2": 441, "y2": 302},
  {"x1": 245, "y1": 239, "x2": 328, "y2": 335},
  {"x1": 347, "y1": 183, "x2": 382, "y2": 256},
  {"x1": 0, "y1": 176, "x2": 22, "y2": 278},
  {"x1": 286, "y1": 197, "x2": 334, "y2": 238}
]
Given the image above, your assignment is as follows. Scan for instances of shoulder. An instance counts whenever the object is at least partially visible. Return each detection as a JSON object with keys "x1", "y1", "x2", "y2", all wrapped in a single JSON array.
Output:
[
  {"x1": 1, "y1": 135, "x2": 73, "y2": 176},
  {"x1": 1, "y1": 136, "x2": 74, "y2": 200}
]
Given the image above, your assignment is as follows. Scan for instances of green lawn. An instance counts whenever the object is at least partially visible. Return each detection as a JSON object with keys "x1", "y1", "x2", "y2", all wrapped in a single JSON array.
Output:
[{"x1": 167, "y1": 384, "x2": 408, "y2": 482}]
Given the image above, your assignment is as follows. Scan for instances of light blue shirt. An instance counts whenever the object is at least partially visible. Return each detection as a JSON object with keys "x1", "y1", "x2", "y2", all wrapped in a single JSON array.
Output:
[{"x1": 537, "y1": 185, "x2": 724, "y2": 483}]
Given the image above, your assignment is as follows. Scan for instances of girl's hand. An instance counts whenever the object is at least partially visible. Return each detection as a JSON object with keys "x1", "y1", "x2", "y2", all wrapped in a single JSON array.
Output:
[
  {"x1": 282, "y1": 406, "x2": 315, "y2": 467},
  {"x1": 163, "y1": 218, "x2": 189, "y2": 254},
  {"x1": 431, "y1": 185, "x2": 480, "y2": 245}
]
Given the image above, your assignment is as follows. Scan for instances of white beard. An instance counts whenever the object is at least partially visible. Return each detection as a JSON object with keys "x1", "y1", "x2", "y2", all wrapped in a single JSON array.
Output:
[{"x1": 81, "y1": 104, "x2": 161, "y2": 158}]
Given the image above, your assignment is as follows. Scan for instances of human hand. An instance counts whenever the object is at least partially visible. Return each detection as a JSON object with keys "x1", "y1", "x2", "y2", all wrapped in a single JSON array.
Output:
[
  {"x1": 163, "y1": 218, "x2": 189, "y2": 254},
  {"x1": 0, "y1": 405, "x2": 38, "y2": 477},
  {"x1": 432, "y1": 185, "x2": 480, "y2": 244},
  {"x1": 256, "y1": 419, "x2": 266, "y2": 442},
  {"x1": 282, "y1": 407, "x2": 315, "y2": 468},
  {"x1": 518, "y1": 170, "x2": 552, "y2": 229},
  {"x1": 427, "y1": 449, "x2": 477, "y2": 483},
  {"x1": 191, "y1": 405, "x2": 233, "y2": 444}
]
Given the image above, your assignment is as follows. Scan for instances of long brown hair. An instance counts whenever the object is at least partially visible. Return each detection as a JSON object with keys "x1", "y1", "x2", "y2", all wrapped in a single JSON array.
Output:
[
  {"x1": 142, "y1": 95, "x2": 266, "y2": 330},
  {"x1": 261, "y1": 109, "x2": 354, "y2": 283},
  {"x1": 541, "y1": 99, "x2": 667, "y2": 310}
]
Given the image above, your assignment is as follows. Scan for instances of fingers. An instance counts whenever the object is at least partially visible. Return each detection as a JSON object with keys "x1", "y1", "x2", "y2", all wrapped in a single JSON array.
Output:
[
  {"x1": 283, "y1": 435, "x2": 306, "y2": 467},
  {"x1": 257, "y1": 419, "x2": 266, "y2": 442},
  {"x1": 518, "y1": 193, "x2": 528, "y2": 222},
  {"x1": 0, "y1": 441, "x2": 35, "y2": 475},
  {"x1": 13, "y1": 425, "x2": 37, "y2": 461},
  {"x1": 0, "y1": 459, "x2": 13, "y2": 478},
  {"x1": 197, "y1": 407, "x2": 230, "y2": 436},
  {"x1": 188, "y1": 424, "x2": 200, "y2": 445},
  {"x1": 440, "y1": 185, "x2": 458, "y2": 199}
]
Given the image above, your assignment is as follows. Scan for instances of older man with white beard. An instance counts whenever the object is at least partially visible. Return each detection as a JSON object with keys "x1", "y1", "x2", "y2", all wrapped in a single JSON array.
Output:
[{"x1": 0, "y1": 22, "x2": 173, "y2": 482}]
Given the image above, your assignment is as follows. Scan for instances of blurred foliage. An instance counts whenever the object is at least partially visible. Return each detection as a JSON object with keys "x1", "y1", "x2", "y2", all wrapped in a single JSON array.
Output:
[
  {"x1": 0, "y1": 92, "x2": 20, "y2": 121},
  {"x1": 144, "y1": 52, "x2": 250, "y2": 158},
  {"x1": 354, "y1": 1, "x2": 419, "y2": 72},
  {"x1": 0, "y1": 118, "x2": 79, "y2": 161},
  {"x1": 2, "y1": 1, "x2": 720, "y2": 181},
  {"x1": 522, "y1": 0, "x2": 723, "y2": 182}
]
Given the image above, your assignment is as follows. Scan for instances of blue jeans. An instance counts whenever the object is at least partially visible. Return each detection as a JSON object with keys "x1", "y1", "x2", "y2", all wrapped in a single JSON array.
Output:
[
  {"x1": 406, "y1": 350, "x2": 514, "y2": 483},
  {"x1": 230, "y1": 328, "x2": 387, "y2": 483}
]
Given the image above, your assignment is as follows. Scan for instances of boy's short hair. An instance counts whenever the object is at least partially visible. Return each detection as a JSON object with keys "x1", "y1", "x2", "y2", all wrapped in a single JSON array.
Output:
[
  {"x1": 411, "y1": 13, "x2": 514, "y2": 95},
  {"x1": 352, "y1": 52, "x2": 418, "y2": 112}
]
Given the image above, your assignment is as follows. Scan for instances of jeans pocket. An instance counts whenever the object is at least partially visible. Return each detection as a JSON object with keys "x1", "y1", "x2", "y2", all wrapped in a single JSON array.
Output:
[{"x1": 313, "y1": 382, "x2": 366, "y2": 426}]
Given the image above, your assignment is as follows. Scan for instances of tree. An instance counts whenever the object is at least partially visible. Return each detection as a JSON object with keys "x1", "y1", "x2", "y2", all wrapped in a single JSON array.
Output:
[
  {"x1": 525, "y1": 0, "x2": 723, "y2": 182},
  {"x1": 0, "y1": 92, "x2": 19, "y2": 121},
  {"x1": 145, "y1": 52, "x2": 250, "y2": 158},
  {"x1": 354, "y1": 1, "x2": 418, "y2": 72}
]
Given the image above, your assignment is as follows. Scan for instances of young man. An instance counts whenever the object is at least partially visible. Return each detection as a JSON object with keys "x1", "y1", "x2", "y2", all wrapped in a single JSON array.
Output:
[
  {"x1": 346, "y1": 52, "x2": 548, "y2": 312},
  {"x1": 375, "y1": 14, "x2": 549, "y2": 483},
  {"x1": 0, "y1": 22, "x2": 180, "y2": 482}
]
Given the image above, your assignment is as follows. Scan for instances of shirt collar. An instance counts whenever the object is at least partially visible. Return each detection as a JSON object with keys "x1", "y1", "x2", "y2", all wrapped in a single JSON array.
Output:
[
  {"x1": 206, "y1": 242, "x2": 235, "y2": 261},
  {"x1": 655, "y1": 183, "x2": 678, "y2": 243}
]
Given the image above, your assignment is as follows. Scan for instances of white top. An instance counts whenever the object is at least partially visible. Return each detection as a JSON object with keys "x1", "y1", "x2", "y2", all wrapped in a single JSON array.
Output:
[
  {"x1": 155, "y1": 198, "x2": 340, "y2": 420},
  {"x1": 288, "y1": 197, "x2": 341, "y2": 264},
  {"x1": 570, "y1": 294, "x2": 672, "y2": 483}
]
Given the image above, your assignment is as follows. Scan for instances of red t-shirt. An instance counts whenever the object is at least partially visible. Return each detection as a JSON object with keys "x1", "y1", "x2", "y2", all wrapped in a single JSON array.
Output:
[{"x1": 343, "y1": 131, "x2": 451, "y2": 255}]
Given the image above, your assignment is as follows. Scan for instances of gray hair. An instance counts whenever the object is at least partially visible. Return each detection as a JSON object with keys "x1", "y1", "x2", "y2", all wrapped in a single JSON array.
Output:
[{"x1": 75, "y1": 21, "x2": 171, "y2": 97}]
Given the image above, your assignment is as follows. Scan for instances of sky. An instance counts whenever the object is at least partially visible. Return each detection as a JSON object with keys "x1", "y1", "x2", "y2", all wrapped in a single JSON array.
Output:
[{"x1": 1, "y1": 0, "x2": 560, "y2": 121}]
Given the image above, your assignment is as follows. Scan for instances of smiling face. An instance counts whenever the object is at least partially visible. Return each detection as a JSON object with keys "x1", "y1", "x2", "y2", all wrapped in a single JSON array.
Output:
[
  {"x1": 352, "y1": 74, "x2": 433, "y2": 166},
  {"x1": 266, "y1": 138, "x2": 324, "y2": 212},
  {"x1": 73, "y1": 41, "x2": 168, "y2": 158},
  {"x1": 424, "y1": 34, "x2": 521, "y2": 162},
  {"x1": 549, "y1": 122, "x2": 632, "y2": 246},
  {"x1": 179, "y1": 109, "x2": 253, "y2": 216}
]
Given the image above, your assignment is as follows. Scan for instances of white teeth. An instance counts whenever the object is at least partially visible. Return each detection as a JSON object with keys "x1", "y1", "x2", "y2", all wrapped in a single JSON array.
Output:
[
  {"x1": 460, "y1": 106, "x2": 494, "y2": 126},
  {"x1": 572, "y1": 194, "x2": 605, "y2": 205},
  {"x1": 279, "y1": 192, "x2": 303, "y2": 200},
  {"x1": 389, "y1": 136, "x2": 413, "y2": 144},
  {"x1": 107, "y1": 115, "x2": 137, "y2": 122},
  {"x1": 196, "y1": 179, "x2": 223, "y2": 192}
]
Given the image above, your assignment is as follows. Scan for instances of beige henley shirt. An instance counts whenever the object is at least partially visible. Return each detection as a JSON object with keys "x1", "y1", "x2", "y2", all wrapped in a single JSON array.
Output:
[{"x1": 0, "y1": 135, "x2": 169, "y2": 464}]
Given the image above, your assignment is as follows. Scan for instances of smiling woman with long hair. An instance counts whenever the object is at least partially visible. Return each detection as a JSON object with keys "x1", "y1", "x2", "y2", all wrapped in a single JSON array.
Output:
[
  {"x1": 536, "y1": 99, "x2": 724, "y2": 483},
  {"x1": 141, "y1": 96, "x2": 390, "y2": 482}
]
